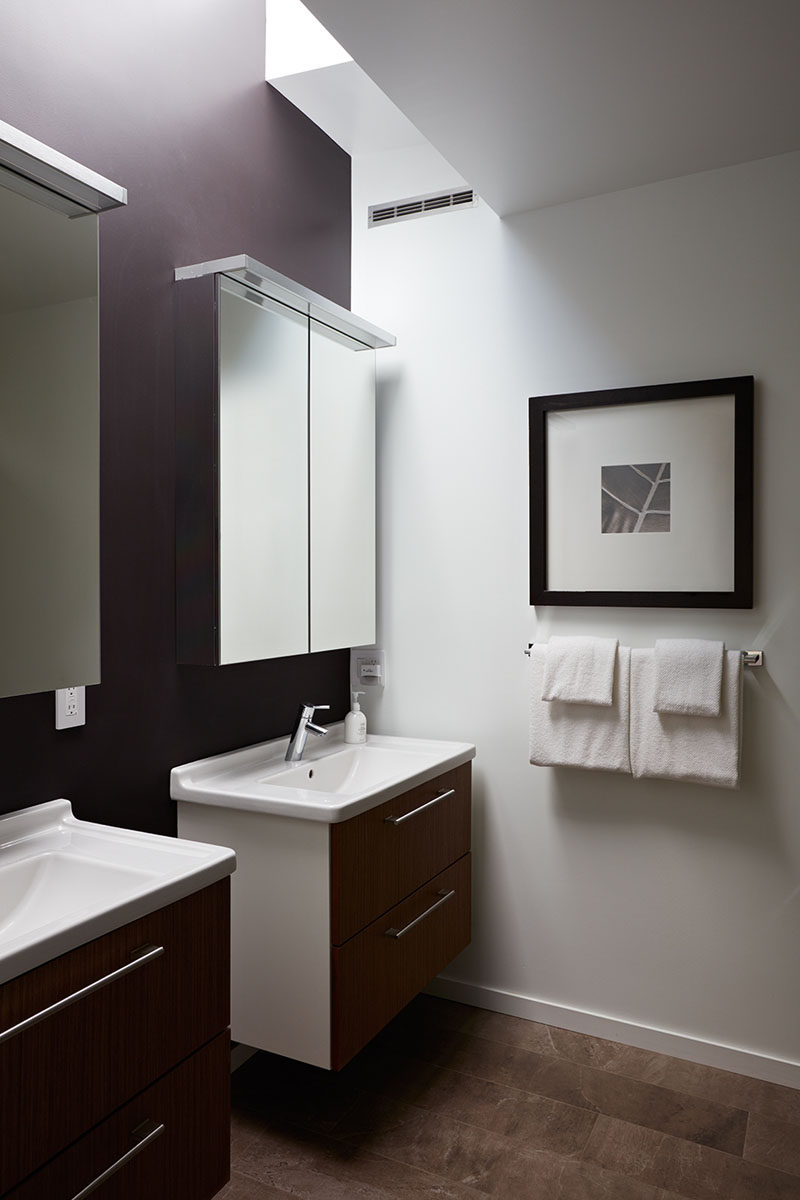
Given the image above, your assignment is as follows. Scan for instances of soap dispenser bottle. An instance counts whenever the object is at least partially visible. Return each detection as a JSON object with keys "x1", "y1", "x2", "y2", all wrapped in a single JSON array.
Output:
[{"x1": 344, "y1": 691, "x2": 367, "y2": 744}]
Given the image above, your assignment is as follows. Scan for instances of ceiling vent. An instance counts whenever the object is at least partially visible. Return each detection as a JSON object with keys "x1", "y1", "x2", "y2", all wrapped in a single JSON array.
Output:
[{"x1": 368, "y1": 187, "x2": 477, "y2": 228}]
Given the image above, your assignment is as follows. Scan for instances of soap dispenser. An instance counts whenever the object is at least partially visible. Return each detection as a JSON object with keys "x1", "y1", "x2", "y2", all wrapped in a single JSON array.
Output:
[{"x1": 344, "y1": 691, "x2": 367, "y2": 744}]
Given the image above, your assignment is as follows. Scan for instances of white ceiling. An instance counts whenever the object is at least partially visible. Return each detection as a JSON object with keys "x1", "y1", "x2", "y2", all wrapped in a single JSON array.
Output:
[{"x1": 298, "y1": 0, "x2": 800, "y2": 216}]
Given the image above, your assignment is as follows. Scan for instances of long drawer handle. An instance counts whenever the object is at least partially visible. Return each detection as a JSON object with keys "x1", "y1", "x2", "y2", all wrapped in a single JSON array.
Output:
[
  {"x1": 70, "y1": 1119, "x2": 165, "y2": 1200},
  {"x1": 385, "y1": 788, "x2": 455, "y2": 825},
  {"x1": 0, "y1": 943, "x2": 164, "y2": 1046},
  {"x1": 386, "y1": 889, "x2": 456, "y2": 939}
]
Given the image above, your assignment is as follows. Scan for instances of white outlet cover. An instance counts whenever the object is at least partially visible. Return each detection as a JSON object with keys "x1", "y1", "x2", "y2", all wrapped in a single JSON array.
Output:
[{"x1": 55, "y1": 686, "x2": 86, "y2": 730}]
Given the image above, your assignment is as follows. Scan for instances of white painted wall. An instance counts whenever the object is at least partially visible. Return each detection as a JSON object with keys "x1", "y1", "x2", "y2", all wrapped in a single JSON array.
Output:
[{"x1": 351, "y1": 145, "x2": 800, "y2": 1083}]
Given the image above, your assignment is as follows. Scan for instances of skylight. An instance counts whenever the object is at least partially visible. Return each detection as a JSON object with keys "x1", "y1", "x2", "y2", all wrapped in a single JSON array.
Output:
[{"x1": 265, "y1": 0, "x2": 352, "y2": 80}]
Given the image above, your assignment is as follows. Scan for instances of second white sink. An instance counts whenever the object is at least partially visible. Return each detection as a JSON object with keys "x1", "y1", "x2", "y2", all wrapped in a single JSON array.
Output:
[{"x1": 0, "y1": 799, "x2": 236, "y2": 984}]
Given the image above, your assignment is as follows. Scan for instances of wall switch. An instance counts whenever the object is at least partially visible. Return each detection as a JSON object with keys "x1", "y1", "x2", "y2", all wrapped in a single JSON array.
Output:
[
  {"x1": 350, "y1": 647, "x2": 386, "y2": 689},
  {"x1": 55, "y1": 686, "x2": 86, "y2": 729}
]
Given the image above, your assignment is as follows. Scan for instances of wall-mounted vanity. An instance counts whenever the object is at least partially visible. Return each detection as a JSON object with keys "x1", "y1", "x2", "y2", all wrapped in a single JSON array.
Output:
[
  {"x1": 174, "y1": 256, "x2": 395, "y2": 665},
  {"x1": 0, "y1": 121, "x2": 126, "y2": 699}
]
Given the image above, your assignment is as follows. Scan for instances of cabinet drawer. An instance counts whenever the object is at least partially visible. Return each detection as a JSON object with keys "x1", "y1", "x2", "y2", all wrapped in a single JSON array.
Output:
[
  {"x1": 0, "y1": 879, "x2": 229, "y2": 1195},
  {"x1": 331, "y1": 853, "x2": 470, "y2": 1069},
  {"x1": 330, "y1": 761, "x2": 471, "y2": 944},
  {"x1": 6, "y1": 1030, "x2": 230, "y2": 1200}
]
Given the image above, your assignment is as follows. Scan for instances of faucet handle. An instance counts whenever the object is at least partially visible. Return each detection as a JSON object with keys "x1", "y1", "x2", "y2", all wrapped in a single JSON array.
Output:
[{"x1": 308, "y1": 703, "x2": 330, "y2": 714}]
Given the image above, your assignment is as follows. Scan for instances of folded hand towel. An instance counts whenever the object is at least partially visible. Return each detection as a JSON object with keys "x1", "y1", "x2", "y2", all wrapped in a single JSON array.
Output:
[
  {"x1": 631, "y1": 649, "x2": 742, "y2": 788},
  {"x1": 541, "y1": 636, "x2": 619, "y2": 706},
  {"x1": 530, "y1": 644, "x2": 631, "y2": 773},
  {"x1": 653, "y1": 638, "x2": 724, "y2": 716}
]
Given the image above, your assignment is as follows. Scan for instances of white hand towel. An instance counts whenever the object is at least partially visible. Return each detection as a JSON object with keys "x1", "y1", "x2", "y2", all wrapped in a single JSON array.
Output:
[
  {"x1": 630, "y1": 649, "x2": 742, "y2": 788},
  {"x1": 653, "y1": 638, "x2": 724, "y2": 716},
  {"x1": 541, "y1": 636, "x2": 619, "y2": 706},
  {"x1": 530, "y1": 644, "x2": 631, "y2": 774}
]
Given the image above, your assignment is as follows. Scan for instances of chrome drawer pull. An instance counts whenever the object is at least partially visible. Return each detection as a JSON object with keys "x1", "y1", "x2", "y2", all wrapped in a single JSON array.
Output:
[
  {"x1": 385, "y1": 787, "x2": 455, "y2": 825},
  {"x1": 70, "y1": 1119, "x2": 165, "y2": 1200},
  {"x1": 0, "y1": 943, "x2": 164, "y2": 1045},
  {"x1": 386, "y1": 889, "x2": 456, "y2": 939}
]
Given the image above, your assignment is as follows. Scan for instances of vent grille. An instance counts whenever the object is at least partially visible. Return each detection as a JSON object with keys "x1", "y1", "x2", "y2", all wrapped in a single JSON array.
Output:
[{"x1": 368, "y1": 187, "x2": 477, "y2": 228}]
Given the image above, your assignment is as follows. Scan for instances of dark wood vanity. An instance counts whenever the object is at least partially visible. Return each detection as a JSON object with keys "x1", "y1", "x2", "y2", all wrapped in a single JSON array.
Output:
[
  {"x1": 0, "y1": 881, "x2": 230, "y2": 1200},
  {"x1": 330, "y1": 761, "x2": 471, "y2": 1067}
]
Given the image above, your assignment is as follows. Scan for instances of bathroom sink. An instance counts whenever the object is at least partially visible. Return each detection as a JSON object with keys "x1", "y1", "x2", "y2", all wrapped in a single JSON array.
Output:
[
  {"x1": 261, "y1": 743, "x2": 437, "y2": 794},
  {"x1": 0, "y1": 799, "x2": 235, "y2": 983},
  {"x1": 171, "y1": 727, "x2": 476, "y2": 822}
]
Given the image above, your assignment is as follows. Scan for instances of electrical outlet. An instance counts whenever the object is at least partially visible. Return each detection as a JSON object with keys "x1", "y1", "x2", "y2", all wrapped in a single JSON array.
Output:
[
  {"x1": 55, "y1": 686, "x2": 86, "y2": 729},
  {"x1": 350, "y1": 647, "x2": 386, "y2": 689}
]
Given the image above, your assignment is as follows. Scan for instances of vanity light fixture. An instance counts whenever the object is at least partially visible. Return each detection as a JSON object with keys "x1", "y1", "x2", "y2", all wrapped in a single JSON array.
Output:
[{"x1": 0, "y1": 119, "x2": 126, "y2": 215}]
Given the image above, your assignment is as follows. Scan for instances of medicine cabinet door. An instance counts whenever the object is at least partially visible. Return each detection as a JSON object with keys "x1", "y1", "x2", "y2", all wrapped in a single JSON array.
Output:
[
  {"x1": 309, "y1": 320, "x2": 376, "y2": 652},
  {"x1": 218, "y1": 281, "x2": 308, "y2": 663}
]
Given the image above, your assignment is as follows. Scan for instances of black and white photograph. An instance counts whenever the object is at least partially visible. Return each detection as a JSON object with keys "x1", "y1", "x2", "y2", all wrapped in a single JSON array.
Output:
[{"x1": 601, "y1": 461, "x2": 671, "y2": 534}]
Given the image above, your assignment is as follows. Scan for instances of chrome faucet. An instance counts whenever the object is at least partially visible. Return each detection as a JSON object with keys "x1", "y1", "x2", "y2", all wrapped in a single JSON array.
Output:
[{"x1": 285, "y1": 703, "x2": 330, "y2": 762}]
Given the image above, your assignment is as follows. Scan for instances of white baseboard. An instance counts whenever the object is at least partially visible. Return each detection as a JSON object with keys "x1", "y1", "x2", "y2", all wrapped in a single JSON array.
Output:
[{"x1": 425, "y1": 976, "x2": 800, "y2": 1090}]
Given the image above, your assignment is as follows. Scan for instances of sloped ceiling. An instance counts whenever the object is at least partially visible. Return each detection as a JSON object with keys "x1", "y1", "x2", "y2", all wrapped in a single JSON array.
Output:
[{"x1": 301, "y1": 0, "x2": 800, "y2": 216}]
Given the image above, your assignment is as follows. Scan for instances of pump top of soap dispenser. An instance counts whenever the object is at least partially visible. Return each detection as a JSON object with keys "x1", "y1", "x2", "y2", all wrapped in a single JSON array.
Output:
[{"x1": 351, "y1": 691, "x2": 364, "y2": 710}]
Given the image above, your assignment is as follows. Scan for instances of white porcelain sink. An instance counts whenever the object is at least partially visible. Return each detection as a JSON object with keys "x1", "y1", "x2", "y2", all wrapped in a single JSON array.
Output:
[
  {"x1": 171, "y1": 727, "x2": 476, "y2": 822},
  {"x1": 0, "y1": 799, "x2": 235, "y2": 983}
]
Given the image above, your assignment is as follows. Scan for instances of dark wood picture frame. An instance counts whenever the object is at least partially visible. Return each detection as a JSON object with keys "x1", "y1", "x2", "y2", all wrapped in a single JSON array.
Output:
[{"x1": 529, "y1": 376, "x2": 754, "y2": 608}]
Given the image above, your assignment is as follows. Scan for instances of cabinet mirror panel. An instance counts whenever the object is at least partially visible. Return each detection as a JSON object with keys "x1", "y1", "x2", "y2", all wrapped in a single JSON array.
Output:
[
  {"x1": 218, "y1": 280, "x2": 308, "y2": 663},
  {"x1": 310, "y1": 321, "x2": 375, "y2": 652},
  {"x1": 0, "y1": 175, "x2": 99, "y2": 698}
]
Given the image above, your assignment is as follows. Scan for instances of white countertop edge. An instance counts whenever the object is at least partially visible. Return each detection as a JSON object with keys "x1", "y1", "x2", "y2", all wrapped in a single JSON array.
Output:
[
  {"x1": 171, "y1": 734, "x2": 476, "y2": 823},
  {"x1": 0, "y1": 807, "x2": 236, "y2": 985}
]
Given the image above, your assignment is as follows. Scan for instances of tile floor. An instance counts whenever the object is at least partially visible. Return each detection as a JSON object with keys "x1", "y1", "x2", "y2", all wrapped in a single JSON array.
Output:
[{"x1": 218, "y1": 994, "x2": 800, "y2": 1200}]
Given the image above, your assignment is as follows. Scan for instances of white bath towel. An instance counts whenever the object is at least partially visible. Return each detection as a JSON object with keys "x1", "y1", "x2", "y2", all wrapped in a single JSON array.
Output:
[
  {"x1": 530, "y1": 644, "x2": 631, "y2": 773},
  {"x1": 653, "y1": 638, "x2": 724, "y2": 716},
  {"x1": 541, "y1": 636, "x2": 619, "y2": 706},
  {"x1": 630, "y1": 649, "x2": 742, "y2": 788}
]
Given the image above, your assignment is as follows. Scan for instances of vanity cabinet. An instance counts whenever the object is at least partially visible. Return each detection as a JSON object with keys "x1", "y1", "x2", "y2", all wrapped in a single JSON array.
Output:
[
  {"x1": 177, "y1": 760, "x2": 471, "y2": 1070},
  {"x1": 0, "y1": 880, "x2": 230, "y2": 1199},
  {"x1": 175, "y1": 256, "x2": 394, "y2": 666}
]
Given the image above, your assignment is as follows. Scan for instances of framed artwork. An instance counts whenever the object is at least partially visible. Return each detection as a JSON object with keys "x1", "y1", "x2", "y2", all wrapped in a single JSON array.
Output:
[{"x1": 529, "y1": 377, "x2": 754, "y2": 608}]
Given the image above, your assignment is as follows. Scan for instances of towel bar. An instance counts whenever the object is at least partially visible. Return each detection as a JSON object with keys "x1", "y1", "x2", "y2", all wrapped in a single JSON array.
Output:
[{"x1": 524, "y1": 645, "x2": 763, "y2": 667}]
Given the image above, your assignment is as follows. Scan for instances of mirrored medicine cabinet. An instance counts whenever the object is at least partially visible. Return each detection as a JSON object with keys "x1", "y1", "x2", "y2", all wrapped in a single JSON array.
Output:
[
  {"x1": 0, "y1": 121, "x2": 126, "y2": 699},
  {"x1": 175, "y1": 256, "x2": 395, "y2": 666}
]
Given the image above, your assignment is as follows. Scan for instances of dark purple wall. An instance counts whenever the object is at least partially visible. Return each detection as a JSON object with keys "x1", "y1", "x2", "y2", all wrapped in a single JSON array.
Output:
[{"x1": 0, "y1": 0, "x2": 352, "y2": 833}]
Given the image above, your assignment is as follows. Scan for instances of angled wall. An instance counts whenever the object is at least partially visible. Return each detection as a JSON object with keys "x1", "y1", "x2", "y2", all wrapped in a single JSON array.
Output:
[{"x1": 0, "y1": 0, "x2": 352, "y2": 832}]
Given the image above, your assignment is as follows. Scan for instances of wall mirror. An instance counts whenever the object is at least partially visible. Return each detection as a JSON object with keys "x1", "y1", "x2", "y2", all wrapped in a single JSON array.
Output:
[{"x1": 0, "y1": 121, "x2": 125, "y2": 699}]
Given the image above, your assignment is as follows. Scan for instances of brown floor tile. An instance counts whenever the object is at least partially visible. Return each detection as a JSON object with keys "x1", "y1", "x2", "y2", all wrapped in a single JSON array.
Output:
[
  {"x1": 410, "y1": 997, "x2": 800, "y2": 1130},
  {"x1": 745, "y1": 1111, "x2": 800, "y2": 1177},
  {"x1": 343, "y1": 1040, "x2": 598, "y2": 1160},
  {"x1": 583, "y1": 1113, "x2": 800, "y2": 1200},
  {"x1": 556, "y1": 1159, "x2": 689, "y2": 1200},
  {"x1": 383, "y1": 1025, "x2": 747, "y2": 1155},
  {"x1": 379, "y1": 1059, "x2": 598, "y2": 1158},
  {"x1": 330, "y1": 1090, "x2": 556, "y2": 1192},
  {"x1": 230, "y1": 1108, "x2": 487, "y2": 1199},
  {"x1": 217, "y1": 1170, "x2": 294, "y2": 1198},
  {"x1": 226, "y1": 997, "x2": 800, "y2": 1200}
]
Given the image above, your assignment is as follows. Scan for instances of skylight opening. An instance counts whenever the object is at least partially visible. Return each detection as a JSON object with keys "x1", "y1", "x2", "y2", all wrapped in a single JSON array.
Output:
[{"x1": 265, "y1": 0, "x2": 352, "y2": 80}]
